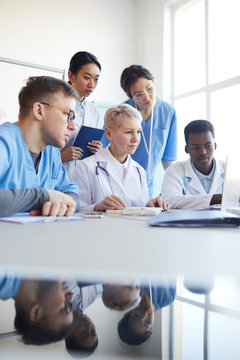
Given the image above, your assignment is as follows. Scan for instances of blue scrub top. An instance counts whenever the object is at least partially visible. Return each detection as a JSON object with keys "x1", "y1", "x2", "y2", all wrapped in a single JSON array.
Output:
[
  {"x1": 0, "y1": 122, "x2": 79, "y2": 194},
  {"x1": 140, "y1": 284, "x2": 176, "y2": 311},
  {"x1": 0, "y1": 276, "x2": 22, "y2": 300}
]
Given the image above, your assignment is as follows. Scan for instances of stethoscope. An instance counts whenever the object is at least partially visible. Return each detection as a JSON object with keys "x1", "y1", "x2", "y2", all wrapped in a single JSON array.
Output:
[
  {"x1": 134, "y1": 102, "x2": 154, "y2": 182},
  {"x1": 95, "y1": 161, "x2": 143, "y2": 197}
]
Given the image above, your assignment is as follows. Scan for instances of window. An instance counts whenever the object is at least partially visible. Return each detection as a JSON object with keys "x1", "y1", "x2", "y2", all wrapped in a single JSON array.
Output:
[{"x1": 164, "y1": 0, "x2": 240, "y2": 160}]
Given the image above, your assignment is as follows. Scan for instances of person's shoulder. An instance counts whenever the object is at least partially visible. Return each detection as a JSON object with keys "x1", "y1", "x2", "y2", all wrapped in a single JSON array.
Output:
[
  {"x1": 0, "y1": 122, "x2": 18, "y2": 136},
  {"x1": 85, "y1": 98, "x2": 99, "y2": 113},
  {"x1": 123, "y1": 99, "x2": 135, "y2": 107},
  {"x1": 156, "y1": 97, "x2": 175, "y2": 113},
  {"x1": 165, "y1": 160, "x2": 188, "y2": 174},
  {"x1": 216, "y1": 158, "x2": 226, "y2": 166},
  {"x1": 0, "y1": 123, "x2": 21, "y2": 150},
  {"x1": 215, "y1": 158, "x2": 226, "y2": 171}
]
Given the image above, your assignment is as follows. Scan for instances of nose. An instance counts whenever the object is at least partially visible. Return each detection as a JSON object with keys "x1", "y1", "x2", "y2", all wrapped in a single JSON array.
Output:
[
  {"x1": 199, "y1": 145, "x2": 207, "y2": 155},
  {"x1": 131, "y1": 132, "x2": 140, "y2": 143},
  {"x1": 143, "y1": 91, "x2": 150, "y2": 101},
  {"x1": 88, "y1": 78, "x2": 95, "y2": 88},
  {"x1": 68, "y1": 121, "x2": 76, "y2": 131},
  {"x1": 144, "y1": 306, "x2": 154, "y2": 319}
]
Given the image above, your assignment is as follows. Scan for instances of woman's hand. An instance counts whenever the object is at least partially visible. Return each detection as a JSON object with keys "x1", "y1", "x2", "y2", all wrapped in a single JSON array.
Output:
[
  {"x1": 87, "y1": 140, "x2": 103, "y2": 154},
  {"x1": 94, "y1": 195, "x2": 126, "y2": 211},
  {"x1": 146, "y1": 196, "x2": 168, "y2": 210},
  {"x1": 61, "y1": 146, "x2": 84, "y2": 162}
]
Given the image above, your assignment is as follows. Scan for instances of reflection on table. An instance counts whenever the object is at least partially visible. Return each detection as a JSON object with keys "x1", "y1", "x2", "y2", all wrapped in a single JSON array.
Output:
[{"x1": 0, "y1": 272, "x2": 240, "y2": 359}]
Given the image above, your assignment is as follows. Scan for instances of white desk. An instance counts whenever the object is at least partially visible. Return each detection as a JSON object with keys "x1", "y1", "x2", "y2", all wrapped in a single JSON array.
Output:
[{"x1": 0, "y1": 214, "x2": 240, "y2": 282}]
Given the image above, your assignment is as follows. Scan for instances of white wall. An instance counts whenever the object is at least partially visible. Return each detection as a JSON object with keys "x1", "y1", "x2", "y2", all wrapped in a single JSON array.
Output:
[
  {"x1": 0, "y1": 0, "x2": 165, "y2": 103},
  {"x1": 0, "y1": 0, "x2": 135, "y2": 103},
  {"x1": 137, "y1": 0, "x2": 165, "y2": 98}
]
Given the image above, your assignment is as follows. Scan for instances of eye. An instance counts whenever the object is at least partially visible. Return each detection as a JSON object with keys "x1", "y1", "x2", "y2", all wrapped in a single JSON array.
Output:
[
  {"x1": 137, "y1": 130, "x2": 142, "y2": 134},
  {"x1": 84, "y1": 76, "x2": 90, "y2": 80}
]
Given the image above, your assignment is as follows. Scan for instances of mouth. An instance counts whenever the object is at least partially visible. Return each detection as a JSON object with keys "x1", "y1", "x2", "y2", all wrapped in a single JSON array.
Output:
[{"x1": 198, "y1": 157, "x2": 209, "y2": 162}]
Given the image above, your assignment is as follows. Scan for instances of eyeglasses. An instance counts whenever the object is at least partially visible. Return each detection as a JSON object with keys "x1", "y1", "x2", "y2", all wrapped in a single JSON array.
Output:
[
  {"x1": 188, "y1": 143, "x2": 215, "y2": 152},
  {"x1": 40, "y1": 102, "x2": 75, "y2": 124},
  {"x1": 132, "y1": 83, "x2": 155, "y2": 101}
]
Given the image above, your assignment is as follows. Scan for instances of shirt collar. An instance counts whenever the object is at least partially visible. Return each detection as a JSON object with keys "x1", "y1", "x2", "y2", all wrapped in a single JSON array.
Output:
[
  {"x1": 191, "y1": 158, "x2": 216, "y2": 180},
  {"x1": 106, "y1": 146, "x2": 130, "y2": 170}
]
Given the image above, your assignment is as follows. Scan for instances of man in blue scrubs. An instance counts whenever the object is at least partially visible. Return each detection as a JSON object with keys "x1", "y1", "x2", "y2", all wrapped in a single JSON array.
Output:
[{"x1": 0, "y1": 76, "x2": 79, "y2": 217}]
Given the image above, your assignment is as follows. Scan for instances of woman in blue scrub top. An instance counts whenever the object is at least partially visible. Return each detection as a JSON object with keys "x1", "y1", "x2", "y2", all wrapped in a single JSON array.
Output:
[{"x1": 120, "y1": 65, "x2": 177, "y2": 197}]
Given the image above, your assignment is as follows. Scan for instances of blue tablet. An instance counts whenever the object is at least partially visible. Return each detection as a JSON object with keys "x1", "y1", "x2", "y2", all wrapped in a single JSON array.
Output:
[{"x1": 73, "y1": 125, "x2": 104, "y2": 159}]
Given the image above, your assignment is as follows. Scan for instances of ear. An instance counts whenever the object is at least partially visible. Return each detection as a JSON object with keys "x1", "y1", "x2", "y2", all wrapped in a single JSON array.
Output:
[
  {"x1": 104, "y1": 127, "x2": 112, "y2": 141},
  {"x1": 29, "y1": 303, "x2": 42, "y2": 322},
  {"x1": 185, "y1": 145, "x2": 189, "y2": 154},
  {"x1": 68, "y1": 70, "x2": 74, "y2": 84},
  {"x1": 32, "y1": 102, "x2": 44, "y2": 121}
]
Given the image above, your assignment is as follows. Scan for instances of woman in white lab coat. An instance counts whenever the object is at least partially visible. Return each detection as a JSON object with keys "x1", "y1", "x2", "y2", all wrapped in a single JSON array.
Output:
[
  {"x1": 61, "y1": 51, "x2": 102, "y2": 178},
  {"x1": 72, "y1": 104, "x2": 166, "y2": 211}
]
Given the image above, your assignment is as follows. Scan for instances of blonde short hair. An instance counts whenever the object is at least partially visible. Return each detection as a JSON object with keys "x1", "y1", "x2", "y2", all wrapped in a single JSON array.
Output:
[{"x1": 104, "y1": 104, "x2": 142, "y2": 129}]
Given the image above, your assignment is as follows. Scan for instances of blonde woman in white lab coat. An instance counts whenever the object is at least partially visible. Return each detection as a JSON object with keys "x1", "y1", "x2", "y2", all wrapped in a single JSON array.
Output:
[
  {"x1": 161, "y1": 120, "x2": 225, "y2": 209},
  {"x1": 72, "y1": 104, "x2": 167, "y2": 212}
]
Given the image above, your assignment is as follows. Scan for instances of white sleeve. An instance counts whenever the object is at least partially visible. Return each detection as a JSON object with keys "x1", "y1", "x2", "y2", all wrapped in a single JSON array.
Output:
[
  {"x1": 71, "y1": 160, "x2": 95, "y2": 211},
  {"x1": 161, "y1": 165, "x2": 212, "y2": 209}
]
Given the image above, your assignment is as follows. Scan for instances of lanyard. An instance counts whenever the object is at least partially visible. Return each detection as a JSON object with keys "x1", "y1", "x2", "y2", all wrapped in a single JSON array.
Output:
[{"x1": 141, "y1": 109, "x2": 154, "y2": 181}]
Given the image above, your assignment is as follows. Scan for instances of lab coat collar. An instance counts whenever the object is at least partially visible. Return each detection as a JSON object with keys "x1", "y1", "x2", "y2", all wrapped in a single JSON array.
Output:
[
  {"x1": 185, "y1": 159, "x2": 207, "y2": 194},
  {"x1": 185, "y1": 157, "x2": 221, "y2": 194}
]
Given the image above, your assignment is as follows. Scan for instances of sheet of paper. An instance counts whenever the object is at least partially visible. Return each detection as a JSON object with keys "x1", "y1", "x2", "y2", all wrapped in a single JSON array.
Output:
[
  {"x1": 106, "y1": 207, "x2": 163, "y2": 216},
  {"x1": 0, "y1": 214, "x2": 84, "y2": 224}
]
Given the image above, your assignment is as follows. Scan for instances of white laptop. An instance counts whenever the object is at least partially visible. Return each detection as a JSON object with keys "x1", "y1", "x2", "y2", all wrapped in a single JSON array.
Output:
[{"x1": 221, "y1": 156, "x2": 240, "y2": 215}]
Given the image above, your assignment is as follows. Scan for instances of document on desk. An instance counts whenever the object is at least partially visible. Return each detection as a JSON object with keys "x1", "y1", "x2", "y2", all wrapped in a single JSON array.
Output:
[
  {"x1": 106, "y1": 207, "x2": 163, "y2": 216},
  {"x1": 0, "y1": 214, "x2": 84, "y2": 224},
  {"x1": 73, "y1": 125, "x2": 104, "y2": 159},
  {"x1": 149, "y1": 210, "x2": 240, "y2": 228}
]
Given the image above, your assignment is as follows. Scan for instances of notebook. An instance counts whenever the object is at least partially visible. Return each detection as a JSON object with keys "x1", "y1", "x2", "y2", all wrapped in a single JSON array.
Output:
[
  {"x1": 73, "y1": 125, "x2": 104, "y2": 159},
  {"x1": 221, "y1": 156, "x2": 240, "y2": 214}
]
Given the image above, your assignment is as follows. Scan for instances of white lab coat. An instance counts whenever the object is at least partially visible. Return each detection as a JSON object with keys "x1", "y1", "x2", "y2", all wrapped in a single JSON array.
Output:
[
  {"x1": 161, "y1": 158, "x2": 225, "y2": 209},
  {"x1": 72, "y1": 147, "x2": 149, "y2": 211},
  {"x1": 62, "y1": 98, "x2": 100, "y2": 178}
]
